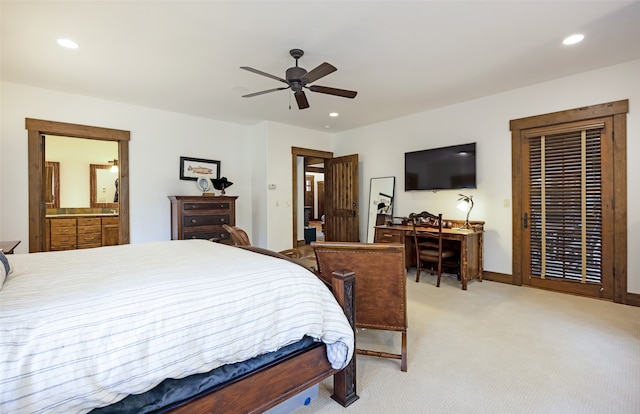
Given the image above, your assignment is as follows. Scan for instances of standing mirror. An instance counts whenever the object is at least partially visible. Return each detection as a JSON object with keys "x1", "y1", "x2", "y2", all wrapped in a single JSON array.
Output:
[{"x1": 367, "y1": 176, "x2": 395, "y2": 242}]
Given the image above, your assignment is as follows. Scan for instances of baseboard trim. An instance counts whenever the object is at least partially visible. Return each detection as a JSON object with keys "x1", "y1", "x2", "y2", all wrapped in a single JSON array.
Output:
[
  {"x1": 482, "y1": 271, "x2": 639, "y2": 307},
  {"x1": 482, "y1": 271, "x2": 513, "y2": 285},
  {"x1": 626, "y1": 292, "x2": 640, "y2": 307}
]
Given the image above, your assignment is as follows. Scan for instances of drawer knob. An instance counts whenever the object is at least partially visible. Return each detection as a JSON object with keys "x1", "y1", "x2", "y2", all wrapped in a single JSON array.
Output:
[
  {"x1": 220, "y1": 218, "x2": 226, "y2": 223},
  {"x1": 191, "y1": 219, "x2": 197, "y2": 224}
]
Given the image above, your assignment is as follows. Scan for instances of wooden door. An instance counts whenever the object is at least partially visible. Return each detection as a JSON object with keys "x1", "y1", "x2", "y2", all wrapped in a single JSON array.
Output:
[
  {"x1": 325, "y1": 154, "x2": 359, "y2": 242},
  {"x1": 317, "y1": 181, "x2": 325, "y2": 219},
  {"x1": 519, "y1": 119, "x2": 614, "y2": 298},
  {"x1": 304, "y1": 174, "x2": 315, "y2": 221}
]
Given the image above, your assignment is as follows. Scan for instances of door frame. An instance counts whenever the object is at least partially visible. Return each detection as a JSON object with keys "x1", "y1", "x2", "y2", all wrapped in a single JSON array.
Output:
[
  {"x1": 26, "y1": 118, "x2": 130, "y2": 252},
  {"x1": 510, "y1": 100, "x2": 628, "y2": 303},
  {"x1": 291, "y1": 147, "x2": 333, "y2": 247}
]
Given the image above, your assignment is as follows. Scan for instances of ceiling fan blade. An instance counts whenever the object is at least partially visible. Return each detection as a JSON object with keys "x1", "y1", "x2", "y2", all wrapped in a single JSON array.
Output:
[
  {"x1": 242, "y1": 87, "x2": 289, "y2": 98},
  {"x1": 301, "y1": 62, "x2": 336, "y2": 84},
  {"x1": 240, "y1": 66, "x2": 288, "y2": 84},
  {"x1": 295, "y1": 91, "x2": 310, "y2": 109},
  {"x1": 308, "y1": 85, "x2": 358, "y2": 99}
]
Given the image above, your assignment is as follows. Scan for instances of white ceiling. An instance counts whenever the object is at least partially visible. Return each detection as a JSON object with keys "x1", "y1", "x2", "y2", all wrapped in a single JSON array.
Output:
[{"x1": 2, "y1": 1, "x2": 640, "y2": 133}]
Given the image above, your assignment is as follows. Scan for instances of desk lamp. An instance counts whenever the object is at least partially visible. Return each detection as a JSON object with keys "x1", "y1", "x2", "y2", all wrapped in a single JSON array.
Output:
[{"x1": 457, "y1": 194, "x2": 474, "y2": 229}]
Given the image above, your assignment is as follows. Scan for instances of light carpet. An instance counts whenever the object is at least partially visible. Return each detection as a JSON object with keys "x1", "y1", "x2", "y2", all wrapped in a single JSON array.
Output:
[{"x1": 294, "y1": 271, "x2": 640, "y2": 414}]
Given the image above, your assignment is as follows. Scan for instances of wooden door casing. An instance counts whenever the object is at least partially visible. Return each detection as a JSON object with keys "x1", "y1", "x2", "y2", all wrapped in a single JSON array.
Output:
[{"x1": 510, "y1": 100, "x2": 628, "y2": 303}]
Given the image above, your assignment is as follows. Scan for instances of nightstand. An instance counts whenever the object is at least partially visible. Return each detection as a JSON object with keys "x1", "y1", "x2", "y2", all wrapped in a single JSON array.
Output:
[{"x1": 0, "y1": 240, "x2": 21, "y2": 254}]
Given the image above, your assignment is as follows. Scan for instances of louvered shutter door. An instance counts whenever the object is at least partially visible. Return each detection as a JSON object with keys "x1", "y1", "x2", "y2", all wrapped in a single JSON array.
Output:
[{"x1": 528, "y1": 127, "x2": 603, "y2": 284}]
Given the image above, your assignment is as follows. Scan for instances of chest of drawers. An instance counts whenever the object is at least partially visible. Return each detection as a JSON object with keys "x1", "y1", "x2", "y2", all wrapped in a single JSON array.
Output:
[{"x1": 169, "y1": 196, "x2": 237, "y2": 244}]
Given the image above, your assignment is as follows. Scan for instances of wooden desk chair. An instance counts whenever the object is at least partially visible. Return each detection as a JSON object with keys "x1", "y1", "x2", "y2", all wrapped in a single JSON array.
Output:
[
  {"x1": 313, "y1": 241, "x2": 408, "y2": 372},
  {"x1": 409, "y1": 211, "x2": 459, "y2": 286},
  {"x1": 221, "y1": 224, "x2": 251, "y2": 246},
  {"x1": 278, "y1": 245, "x2": 318, "y2": 272}
]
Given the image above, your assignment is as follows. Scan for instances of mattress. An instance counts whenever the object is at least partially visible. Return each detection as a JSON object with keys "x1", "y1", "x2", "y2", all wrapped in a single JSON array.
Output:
[{"x1": 0, "y1": 240, "x2": 354, "y2": 413}]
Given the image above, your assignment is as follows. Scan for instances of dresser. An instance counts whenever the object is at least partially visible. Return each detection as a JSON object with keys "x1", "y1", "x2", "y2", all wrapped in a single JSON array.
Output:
[{"x1": 168, "y1": 196, "x2": 237, "y2": 244}]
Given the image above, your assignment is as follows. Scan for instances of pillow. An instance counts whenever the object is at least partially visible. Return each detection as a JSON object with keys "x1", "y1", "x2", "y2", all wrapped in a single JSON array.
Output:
[{"x1": 0, "y1": 250, "x2": 14, "y2": 288}]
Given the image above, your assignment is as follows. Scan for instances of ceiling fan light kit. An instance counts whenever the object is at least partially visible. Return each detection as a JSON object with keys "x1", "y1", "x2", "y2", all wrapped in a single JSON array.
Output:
[{"x1": 240, "y1": 48, "x2": 357, "y2": 109}]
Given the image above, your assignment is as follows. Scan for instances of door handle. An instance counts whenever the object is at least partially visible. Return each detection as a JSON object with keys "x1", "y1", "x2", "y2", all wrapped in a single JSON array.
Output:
[{"x1": 523, "y1": 212, "x2": 528, "y2": 229}]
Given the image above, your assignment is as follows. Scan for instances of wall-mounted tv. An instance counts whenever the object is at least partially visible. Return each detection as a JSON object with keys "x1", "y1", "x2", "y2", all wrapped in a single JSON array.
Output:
[{"x1": 405, "y1": 142, "x2": 476, "y2": 191}]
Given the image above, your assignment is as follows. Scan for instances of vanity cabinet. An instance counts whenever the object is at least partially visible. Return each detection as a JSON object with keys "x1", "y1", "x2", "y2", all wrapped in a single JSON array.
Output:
[
  {"x1": 102, "y1": 217, "x2": 120, "y2": 246},
  {"x1": 49, "y1": 218, "x2": 77, "y2": 251},
  {"x1": 77, "y1": 218, "x2": 102, "y2": 249},
  {"x1": 46, "y1": 216, "x2": 119, "y2": 251},
  {"x1": 169, "y1": 196, "x2": 237, "y2": 244}
]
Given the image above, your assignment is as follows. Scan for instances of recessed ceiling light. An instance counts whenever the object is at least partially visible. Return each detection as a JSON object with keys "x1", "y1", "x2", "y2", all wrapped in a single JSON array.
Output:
[
  {"x1": 562, "y1": 34, "x2": 584, "y2": 45},
  {"x1": 57, "y1": 38, "x2": 79, "y2": 49},
  {"x1": 329, "y1": 112, "x2": 339, "y2": 117}
]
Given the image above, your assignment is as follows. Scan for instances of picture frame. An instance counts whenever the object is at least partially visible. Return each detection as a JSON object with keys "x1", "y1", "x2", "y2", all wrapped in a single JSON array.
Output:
[{"x1": 179, "y1": 156, "x2": 221, "y2": 181}]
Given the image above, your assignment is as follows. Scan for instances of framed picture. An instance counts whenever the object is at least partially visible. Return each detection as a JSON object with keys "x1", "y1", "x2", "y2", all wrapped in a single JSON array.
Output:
[{"x1": 179, "y1": 156, "x2": 221, "y2": 181}]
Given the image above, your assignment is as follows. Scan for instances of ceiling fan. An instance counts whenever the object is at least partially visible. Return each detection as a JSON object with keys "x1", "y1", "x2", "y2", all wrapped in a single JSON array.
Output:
[{"x1": 240, "y1": 48, "x2": 357, "y2": 110}]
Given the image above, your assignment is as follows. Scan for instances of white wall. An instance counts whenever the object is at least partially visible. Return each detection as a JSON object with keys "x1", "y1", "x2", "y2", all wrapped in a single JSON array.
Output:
[
  {"x1": 3, "y1": 59, "x2": 638, "y2": 294},
  {"x1": 0, "y1": 82, "x2": 253, "y2": 249},
  {"x1": 264, "y1": 122, "x2": 331, "y2": 252},
  {"x1": 332, "y1": 58, "x2": 640, "y2": 294}
]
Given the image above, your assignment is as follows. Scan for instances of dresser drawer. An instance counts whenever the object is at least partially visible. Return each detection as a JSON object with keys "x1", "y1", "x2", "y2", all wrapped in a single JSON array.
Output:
[
  {"x1": 183, "y1": 214, "x2": 230, "y2": 227},
  {"x1": 183, "y1": 230, "x2": 231, "y2": 243},
  {"x1": 78, "y1": 224, "x2": 102, "y2": 234},
  {"x1": 50, "y1": 218, "x2": 76, "y2": 227},
  {"x1": 374, "y1": 229, "x2": 404, "y2": 243},
  {"x1": 77, "y1": 218, "x2": 101, "y2": 226},
  {"x1": 102, "y1": 217, "x2": 119, "y2": 225},
  {"x1": 50, "y1": 234, "x2": 77, "y2": 250},
  {"x1": 182, "y1": 202, "x2": 231, "y2": 212},
  {"x1": 51, "y1": 225, "x2": 77, "y2": 236},
  {"x1": 78, "y1": 233, "x2": 101, "y2": 244}
]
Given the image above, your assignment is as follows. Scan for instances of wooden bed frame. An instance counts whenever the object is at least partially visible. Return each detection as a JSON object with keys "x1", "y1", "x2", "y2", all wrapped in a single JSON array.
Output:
[{"x1": 163, "y1": 246, "x2": 359, "y2": 413}]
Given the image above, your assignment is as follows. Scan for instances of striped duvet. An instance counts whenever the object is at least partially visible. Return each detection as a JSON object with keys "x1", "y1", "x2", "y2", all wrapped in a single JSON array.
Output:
[{"x1": 0, "y1": 240, "x2": 354, "y2": 413}]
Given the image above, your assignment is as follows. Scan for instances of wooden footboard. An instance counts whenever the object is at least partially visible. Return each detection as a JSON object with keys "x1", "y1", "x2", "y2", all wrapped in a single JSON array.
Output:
[{"x1": 166, "y1": 249, "x2": 358, "y2": 413}]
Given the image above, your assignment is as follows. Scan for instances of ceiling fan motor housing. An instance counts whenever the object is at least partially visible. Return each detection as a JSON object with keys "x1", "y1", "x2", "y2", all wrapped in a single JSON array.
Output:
[{"x1": 286, "y1": 66, "x2": 307, "y2": 91}]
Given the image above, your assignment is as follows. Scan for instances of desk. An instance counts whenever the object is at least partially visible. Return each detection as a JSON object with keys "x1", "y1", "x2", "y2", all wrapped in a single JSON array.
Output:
[
  {"x1": 374, "y1": 223, "x2": 483, "y2": 290},
  {"x1": 0, "y1": 240, "x2": 21, "y2": 254}
]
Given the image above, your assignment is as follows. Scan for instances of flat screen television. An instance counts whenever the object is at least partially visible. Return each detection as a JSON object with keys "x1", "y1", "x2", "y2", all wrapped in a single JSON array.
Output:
[{"x1": 404, "y1": 142, "x2": 476, "y2": 191}]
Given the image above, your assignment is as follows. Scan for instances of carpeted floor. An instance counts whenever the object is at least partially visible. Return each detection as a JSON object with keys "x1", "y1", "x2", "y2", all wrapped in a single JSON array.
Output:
[{"x1": 294, "y1": 271, "x2": 640, "y2": 414}]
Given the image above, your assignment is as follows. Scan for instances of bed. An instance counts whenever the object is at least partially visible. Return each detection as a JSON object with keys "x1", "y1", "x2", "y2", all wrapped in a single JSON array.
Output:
[{"x1": 0, "y1": 239, "x2": 357, "y2": 413}]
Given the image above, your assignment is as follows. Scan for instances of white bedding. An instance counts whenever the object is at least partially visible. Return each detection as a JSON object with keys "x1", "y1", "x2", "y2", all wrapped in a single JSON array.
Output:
[{"x1": 0, "y1": 240, "x2": 354, "y2": 414}]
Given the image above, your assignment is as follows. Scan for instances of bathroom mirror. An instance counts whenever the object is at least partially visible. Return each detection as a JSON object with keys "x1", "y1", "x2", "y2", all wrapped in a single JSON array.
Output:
[
  {"x1": 90, "y1": 164, "x2": 119, "y2": 208},
  {"x1": 366, "y1": 176, "x2": 395, "y2": 242}
]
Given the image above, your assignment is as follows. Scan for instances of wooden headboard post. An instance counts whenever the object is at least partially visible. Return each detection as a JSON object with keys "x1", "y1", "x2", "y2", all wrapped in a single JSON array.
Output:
[{"x1": 330, "y1": 270, "x2": 359, "y2": 406}]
